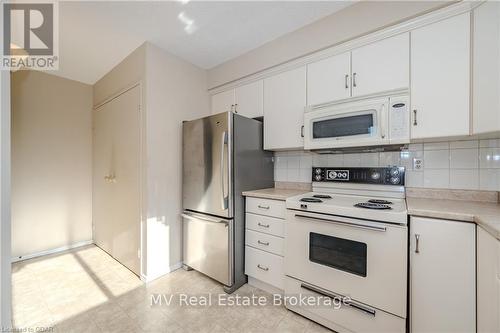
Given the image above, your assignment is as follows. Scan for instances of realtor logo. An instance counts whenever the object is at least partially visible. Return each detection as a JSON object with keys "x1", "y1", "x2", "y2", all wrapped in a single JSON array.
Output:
[{"x1": 2, "y1": 1, "x2": 58, "y2": 70}]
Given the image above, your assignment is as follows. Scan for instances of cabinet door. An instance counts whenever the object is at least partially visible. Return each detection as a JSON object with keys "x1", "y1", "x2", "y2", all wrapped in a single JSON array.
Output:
[
  {"x1": 211, "y1": 89, "x2": 234, "y2": 114},
  {"x1": 234, "y1": 80, "x2": 263, "y2": 118},
  {"x1": 473, "y1": 1, "x2": 500, "y2": 134},
  {"x1": 93, "y1": 85, "x2": 141, "y2": 276},
  {"x1": 307, "y1": 52, "x2": 351, "y2": 105},
  {"x1": 410, "y1": 217, "x2": 475, "y2": 333},
  {"x1": 264, "y1": 66, "x2": 306, "y2": 150},
  {"x1": 351, "y1": 33, "x2": 409, "y2": 97},
  {"x1": 477, "y1": 226, "x2": 500, "y2": 333},
  {"x1": 411, "y1": 13, "x2": 470, "y2": 139}
]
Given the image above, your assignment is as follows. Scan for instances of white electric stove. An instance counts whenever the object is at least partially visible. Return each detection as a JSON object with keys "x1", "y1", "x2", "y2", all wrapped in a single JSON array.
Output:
[{"x1": 284, "y1": 166, "x2": 408, "y2": 333}]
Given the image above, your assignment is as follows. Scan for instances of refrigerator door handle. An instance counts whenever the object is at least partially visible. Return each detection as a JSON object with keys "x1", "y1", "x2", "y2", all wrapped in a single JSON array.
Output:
[
  {"x1": 220, "y1": 131, "x2": 228, "y2": 210},
  {"x1": 181, "y1": 212, "x2": 228, "y2": 225}
]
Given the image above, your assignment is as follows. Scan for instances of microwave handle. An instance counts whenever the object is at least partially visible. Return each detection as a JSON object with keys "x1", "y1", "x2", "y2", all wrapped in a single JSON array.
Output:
[{"x1": 380, "y1": 105, "x2": 387, "y2": 139}]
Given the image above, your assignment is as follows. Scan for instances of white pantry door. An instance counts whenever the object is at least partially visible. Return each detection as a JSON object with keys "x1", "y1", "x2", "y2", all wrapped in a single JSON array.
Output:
[{"x1": 93, "y1": 85, "x2": 141, "y2": 276}]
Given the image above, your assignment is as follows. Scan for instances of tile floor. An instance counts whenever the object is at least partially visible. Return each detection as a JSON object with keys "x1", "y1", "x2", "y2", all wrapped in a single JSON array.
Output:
[{"x1": 12, "y1": 245, "x2": 331, "y2": 333}]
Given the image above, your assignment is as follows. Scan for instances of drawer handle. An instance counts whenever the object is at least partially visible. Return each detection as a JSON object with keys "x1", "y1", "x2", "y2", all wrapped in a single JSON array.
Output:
[
  {"x1": 257, "y1": 264, "x2": 269, "y2": 271},
  {"x1": 257, "y1": 222, "x2": 270, "y2": 228},
  {"x1": 257, "y1": 240, "x2": 270, "y2": 246},
  {"x1": 257, "y1": 205, "x2": 270, "y2": 210}
]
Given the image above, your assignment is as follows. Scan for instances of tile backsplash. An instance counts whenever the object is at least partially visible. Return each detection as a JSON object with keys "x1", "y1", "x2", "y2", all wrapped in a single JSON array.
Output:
[{"x1": 274, "y1": 139, "x2": 500, "y2": 191}]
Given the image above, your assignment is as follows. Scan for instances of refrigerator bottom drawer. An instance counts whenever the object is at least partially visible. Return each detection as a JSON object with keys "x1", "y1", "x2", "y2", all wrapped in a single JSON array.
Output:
[{"x1": 182, "y1": 211, "x2": 232, "y2": 286}]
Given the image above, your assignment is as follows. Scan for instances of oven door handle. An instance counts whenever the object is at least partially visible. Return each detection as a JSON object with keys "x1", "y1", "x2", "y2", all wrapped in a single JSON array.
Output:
[
  {"x1": 294, "y1": 214, "x2": 387, "y2": 232},
  {"x1": 300, "y1": 283, "x2": 376, "y2": 317}
]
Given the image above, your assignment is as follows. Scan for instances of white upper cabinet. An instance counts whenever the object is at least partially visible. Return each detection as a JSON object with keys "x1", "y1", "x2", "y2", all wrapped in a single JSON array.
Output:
[
  {"x1": 307, "y1": 34, "x2": 409, "y2": 106},
  {"x1": 211, "y1": 89, "x2": 235, "y2": 115},
  {"x1": 211, "y1": 80, "x2": 264, "y2": 118},
  {"x1": 473, "y1": 1, "x2": 500, "y2": 135},
  {"x1": 351, "y1": 33, "x2": 409, "y2": 97},
  {"x1": 307, "y1": 52, "x2": 351, "y2": 106},
  {"x1": 410, "y1": 217, "x2": 476, "y2": 333},
  {"x1": 264, "y1": 66, "x2": 306, "y2": 150},
  {"x1": 410, "y1": 13, "x2": 471, "y2": 139},
  {"x1": 234, "y1": 80, "x2": 263, "y2": 119}
]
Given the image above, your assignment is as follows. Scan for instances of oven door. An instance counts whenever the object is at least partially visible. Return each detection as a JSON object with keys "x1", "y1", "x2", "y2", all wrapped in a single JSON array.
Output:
[
  {"x1": 284, "y1": 210, "x2": 407, "y2": 317},
  {"x1": 304, "y1": 98, "x2": 389, "y2": 150}
]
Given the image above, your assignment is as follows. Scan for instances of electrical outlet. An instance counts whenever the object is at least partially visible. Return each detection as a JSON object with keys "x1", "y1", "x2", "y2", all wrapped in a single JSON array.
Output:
[{"x1": 413, "y1": 158, "x2": 423, "y2": 170}]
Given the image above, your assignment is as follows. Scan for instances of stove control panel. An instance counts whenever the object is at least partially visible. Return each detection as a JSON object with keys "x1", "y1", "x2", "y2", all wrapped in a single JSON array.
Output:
[{"x1": 312, "y1": 167, "x2": 405, "y2": 185}]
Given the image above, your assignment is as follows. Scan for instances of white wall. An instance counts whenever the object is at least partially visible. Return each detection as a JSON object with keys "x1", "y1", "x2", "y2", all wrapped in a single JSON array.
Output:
[
  {"x1": 275, "y1": 139, "x2": 500, "y2": 191},
  {"x1": 93, "y1": 42, "x2": 209, "y2": 281},
  {"x1": 11, "y1": 71, "x2": 93, "y2": 258},
  {"x1": 0, "y1": 70, "x2": 12, "y2": 329},
  {"x1": 144, "y1": 43, "x2": 209, "y2": 280},
  {"x1": 208, "y1": 1, "x2": 449, "y2": 88}
]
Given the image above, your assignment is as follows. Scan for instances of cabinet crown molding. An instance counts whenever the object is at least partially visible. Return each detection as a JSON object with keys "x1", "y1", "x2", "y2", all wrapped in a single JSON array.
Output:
[{"x1": 209, "y1": 1, "x2": 479, "y2": 95}]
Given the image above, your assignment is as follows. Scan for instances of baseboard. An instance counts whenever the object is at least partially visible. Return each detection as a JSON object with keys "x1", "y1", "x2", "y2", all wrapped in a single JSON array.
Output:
[
  {"x1": 141, "y1": 261, "x2": 183, "y2": 283},
  {"x1": 248, "y1": 276, "x2": 284, "y2": 295},
  {"x1": 11, "y1": 240, "x2": 94, "y2": 263}
]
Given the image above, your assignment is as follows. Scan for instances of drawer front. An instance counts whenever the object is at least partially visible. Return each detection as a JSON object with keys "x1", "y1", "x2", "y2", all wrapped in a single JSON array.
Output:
[
  {"x1": 245, "y1": 246, "x2": 284, "y2": 289},
  {"x1": 246, "y1": 197, "x2": 286, "y2": 219},
  {"x1": 246, "y1": 213, "x2": 284, "y2": 237},
  {"x1": 284, "y1": 276, "x2": 406, "y2": 333},
  {"x1": 246, "y1": 229, "x2": 284, "y2": 256}
]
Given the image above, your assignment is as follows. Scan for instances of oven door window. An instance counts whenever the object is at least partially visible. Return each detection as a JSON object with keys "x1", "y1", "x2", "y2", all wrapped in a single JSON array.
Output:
[
  {"x1": 312, "y1": 113, "x2": 374, "y2": 139},
  {"x1": 309, "y1": 232, "x2": 367, "y2": 277}
]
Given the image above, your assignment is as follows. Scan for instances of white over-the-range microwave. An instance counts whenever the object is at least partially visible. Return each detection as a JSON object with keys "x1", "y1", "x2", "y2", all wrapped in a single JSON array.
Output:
[{"x1": 303, "y1": 95, "x2": 410, "y2": 150}]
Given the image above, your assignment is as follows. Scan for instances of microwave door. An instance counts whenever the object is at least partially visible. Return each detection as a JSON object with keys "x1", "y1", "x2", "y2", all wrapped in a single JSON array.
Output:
[
  {"x1": 312, "y1": 112, "x2": 377, "y2": 141},
  {"x1": 304, "y1": 101, "x2": 389, "y2": 150}
]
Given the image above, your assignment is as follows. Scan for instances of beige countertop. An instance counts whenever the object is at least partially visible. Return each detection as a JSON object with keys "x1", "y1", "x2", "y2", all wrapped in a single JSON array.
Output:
[
  {"x1": 242, "y1": 188, "x2": 308, "y2": 201},
  {"x1": 407, "y1": 197, "x2": 500, "y2": 240}
]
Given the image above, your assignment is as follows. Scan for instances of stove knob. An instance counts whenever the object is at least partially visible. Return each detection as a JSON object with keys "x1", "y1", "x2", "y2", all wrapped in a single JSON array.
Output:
[
  {"x1": 315, "y1": 168, "x2": 322, "y2": 175},
  {"x1": 315, "y1": 175, "x2": 322, "y2": 181},
  {"x1": 390, "y1": 167, "x2": 400, "y2": 177},
  {"x1": 390, "y1": 176, "x2": 400, "y2": 184}
]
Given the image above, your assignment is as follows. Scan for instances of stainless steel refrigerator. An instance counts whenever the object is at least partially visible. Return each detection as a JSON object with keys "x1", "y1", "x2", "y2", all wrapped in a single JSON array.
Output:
[{"x1": 182, "y1": 111, "x2": 274, "y2": 293}]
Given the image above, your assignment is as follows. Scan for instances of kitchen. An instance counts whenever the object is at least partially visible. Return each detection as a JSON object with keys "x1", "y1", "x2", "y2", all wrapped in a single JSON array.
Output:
[{"x1": 1, "y1": 1, "x2": 500, "y2": 332}]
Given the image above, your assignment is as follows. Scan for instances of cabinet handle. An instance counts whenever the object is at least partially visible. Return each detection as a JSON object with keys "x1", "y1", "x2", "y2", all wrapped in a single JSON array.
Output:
[
  {"x1": 258, "y1": 240, "x2": 270, "y2": 246},
  {"x1": 301, "y1": 125, "x2": 304, "y2": 138},
  {"x1": 257, "y1": 222, "x2": 270, "y2": 228},
  {"x1": 415, "y1": 234, "x2": 420, "y2": 253},
  {"x1": 234, "y1": 103, "x2": 238, "y2": 113},
  {"x1": 413, "y1": 109, "x2": 418, "y2": 126},
  {"x1": 257, "y1": 205, "x2": 270, "y2": 210},
  {"x1": 352, "y1": 72, "x2": 357, "y2": 87},
  {"x1": 345, "y1": 74, "x2": 349, "y2": 89},
  {"x1": 257, "y1": 264, "x2": 269, "y2": 271}
]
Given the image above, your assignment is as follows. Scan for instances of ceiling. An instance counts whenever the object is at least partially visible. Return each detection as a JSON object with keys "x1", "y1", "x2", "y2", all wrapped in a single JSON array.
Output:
[{"x1": 54, "y1": 1, "x2": 353, "y2": 84}]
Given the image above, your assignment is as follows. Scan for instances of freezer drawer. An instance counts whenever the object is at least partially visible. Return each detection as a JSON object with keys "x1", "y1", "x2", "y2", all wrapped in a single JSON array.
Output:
[{"x1": 182, "y1": 211, "x2": 233, "y2": 286}]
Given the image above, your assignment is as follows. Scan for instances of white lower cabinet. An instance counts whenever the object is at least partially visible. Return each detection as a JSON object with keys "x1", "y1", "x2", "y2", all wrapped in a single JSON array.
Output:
[
  {"x1": 410, "y1": 217, "x2": 476, "y2": 333},
  {"x1": 477, "y1": 226, "x2": 500, "y2": 333},
  {"x1": 244, "y1": 197, "x2": 285, "y2": 290}
]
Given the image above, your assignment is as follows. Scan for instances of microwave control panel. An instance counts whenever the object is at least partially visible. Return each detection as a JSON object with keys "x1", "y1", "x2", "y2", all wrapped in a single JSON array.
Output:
[
  {"x1": 312, "y1": 167, "x2": 405, "y2": 185},
  {"x1": 389, "y1": 96, "x2": 410, "y2": 142}
]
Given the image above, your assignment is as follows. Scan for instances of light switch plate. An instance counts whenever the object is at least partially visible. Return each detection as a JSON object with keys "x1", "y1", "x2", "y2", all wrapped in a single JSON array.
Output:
[{"x1": 413, "y1": 158, "x2": 423, "y2": 170}]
